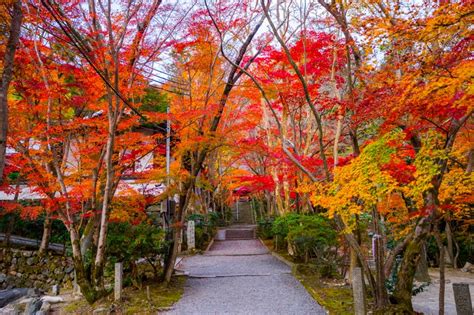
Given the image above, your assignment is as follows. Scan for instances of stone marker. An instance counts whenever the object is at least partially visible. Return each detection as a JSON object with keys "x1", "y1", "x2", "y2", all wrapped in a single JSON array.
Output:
[
  {"x1": 187, "y1": 220, "x2": 195, "y2": 250},
  {"x1": 352, "y1": 267, "x2": 366, "y2": 315},
  {"x1": 114, "y1": 262, "x2": 123, "y2": 301},
  {"x1": 453, "y1": 283, "x2": 473, "y2": 315}
]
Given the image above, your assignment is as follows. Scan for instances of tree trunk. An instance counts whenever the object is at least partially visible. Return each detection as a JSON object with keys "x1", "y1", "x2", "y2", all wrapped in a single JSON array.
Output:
[
  {"x1": 372, "y1": 207, "x2": 389, "y2": 309},
  {"x1": 434, "y1": 228, "x2": 445, "y2": 315},
  {"x1": 392, "y1": 237, "x2": 424, "y2": 312},
  {"x1": 163, "y1": 188, "x2": 189, "y2": 283},
  {"x1": 93, "y1": 107, "x2": 116, "y2": 287},
  {"x1": 3, "y1": 214, "x2": 16, "y2": 248},
  {"x1": 415, "y1": 242, "x2": 431, "y2": 282},
  {"x1": 445, "y1": 222, "x2": 455, "y2": 268},
  {"x1": 0, "y1": 0, "x2": 23, "y2": 182},
  {"x1": 38, "y1": 215, "x2": 52, "y2": 256},
  {"x1": 69, "y1": 227, "x2": 100, "y2": 304}
]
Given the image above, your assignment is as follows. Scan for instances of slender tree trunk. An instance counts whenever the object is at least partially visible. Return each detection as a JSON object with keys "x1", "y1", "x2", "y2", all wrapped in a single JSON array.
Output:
[
  {"x1": 69, "y1": 227, "x2": 100, "y2": 304},
  {"x1": 372, "y1": 207, "x2": 389, "y2": 309},
  {"x1": 3, "y1": 176, "x2": 20, "y2": 248},
  {"x1": 434, "y1": 228, "x2": 445, "y2": 315},
  {"x1": 0, "y1": 0, "x2": 23, "y2": 182},
  {"x1": 445, "y1": 222, "x2": 455, "y2": 268},
  {"x1": 3, "y1": 214, "x2": 15, "y2": 248},
  {"x1": 39, "y1": 214, "x2": 52, "y2": 256},
  {"x1": 164, "y1": 188, "x2": 189, "y2": 283}
]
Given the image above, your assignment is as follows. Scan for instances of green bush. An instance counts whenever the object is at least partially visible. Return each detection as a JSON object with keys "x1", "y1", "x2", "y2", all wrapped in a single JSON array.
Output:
[
  {"x1": 271, "y1": 213, "x2": 302, "y2": 250},
  {"x1": 270, "y1": 213, "x2": 338, "y2": 275},
  {"x1": 106, "y1": 222, "x2": 167, "y2": 288},
  {"x1": 257, "y1": 217, "x2": 275, "y2": 239},
  {"x1": 286, "y1": 215, "x2": 337, "y2": 263},
  {"x1": 186, "y1": 212, "x2": 218, "y2": 250}
]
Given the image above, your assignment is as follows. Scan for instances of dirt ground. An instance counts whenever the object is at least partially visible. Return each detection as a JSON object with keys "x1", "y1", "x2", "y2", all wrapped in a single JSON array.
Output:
[{"x1": 412, "y1": 268, "x2": 474, "y2": 315}]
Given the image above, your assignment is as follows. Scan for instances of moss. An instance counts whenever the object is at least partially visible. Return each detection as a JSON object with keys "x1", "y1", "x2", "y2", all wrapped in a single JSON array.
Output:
[
  {"x1": 58, "y1": 277, "x2": 186, "y2": 314},
  {"x1": 295, "y1": 266, "x2": 354, "y2": 315},
  {"x1": 261, "y1": 238, "x2": 353, "y2": 315}
]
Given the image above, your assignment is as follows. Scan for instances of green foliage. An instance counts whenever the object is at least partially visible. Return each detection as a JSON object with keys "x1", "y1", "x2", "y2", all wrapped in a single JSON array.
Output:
[
  {"x1": 0, "y1": 213, "x2": 69, "y2": 246},
  {"x1": 287, "y1": 215, "x2": 337, "y2": 258},
  {"x1": 286, "y1": 215, "x2": 337, "y2": 272},
  {"x1": 140, "y1": 87, "x2": 168, "y2": 113},
  {"x1": 257, "y1": 216, "x2": 274, "y2": 239},
  {"x1": 106, "y1": 222, "x2": 167, "y2": 286},
  {"x1": 270, "y1": 213, "x2": 338, "y2": 271},
  {"x1": 271, "y1": 213, "x2": 301, "y2": 239},
  {"x1": 186, "y1": 212, "x2": 218, "y2": 250}
]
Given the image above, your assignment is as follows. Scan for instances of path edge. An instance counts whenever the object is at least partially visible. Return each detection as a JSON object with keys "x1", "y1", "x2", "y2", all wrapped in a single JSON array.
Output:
[{"x1": 258, "y1": 238, "x2": 329, "y2": 315}]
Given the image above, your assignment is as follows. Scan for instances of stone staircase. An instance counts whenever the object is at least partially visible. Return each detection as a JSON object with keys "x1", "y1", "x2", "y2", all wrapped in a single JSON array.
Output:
[
  {"x1": 225, "y1": 227, "x2": 256, "y2": 240},
  {"x1": 231, "y1": 200, "x2": 255, "y2": 225}
]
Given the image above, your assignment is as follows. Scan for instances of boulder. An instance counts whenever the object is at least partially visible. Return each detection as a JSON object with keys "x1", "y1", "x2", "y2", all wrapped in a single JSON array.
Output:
[{"x1": 461, "y1": 262, "x2": 474, "y2": 273}]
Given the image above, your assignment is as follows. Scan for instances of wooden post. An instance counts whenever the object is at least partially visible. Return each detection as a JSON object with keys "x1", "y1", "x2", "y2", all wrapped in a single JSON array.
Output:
[
  {"x1": 352, "y1": 267, "x2": 366, "y2": 315},
  {"x1": 114, "y1": 262, "x2": 123, "y2": 302}
]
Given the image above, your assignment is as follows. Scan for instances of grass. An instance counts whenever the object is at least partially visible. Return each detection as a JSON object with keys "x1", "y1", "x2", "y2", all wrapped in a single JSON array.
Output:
[
  {"x1": 60, "y1": 276, "x2": 186, "y2": 314},
  {"x1": 260, "y1": 238, "x2": 354, "y2": 315}
]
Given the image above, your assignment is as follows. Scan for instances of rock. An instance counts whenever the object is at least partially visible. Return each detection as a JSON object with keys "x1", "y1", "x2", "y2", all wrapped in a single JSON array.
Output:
[
  {"x1": 65, "y1": 266, "x2": 74, "y2": 274},
  {"x1": 27, "y1": 288, "x2": 41, "y2": 297},
  {"x1": 15, "y1": 273, "x2": 22, "y2": 278},
  {"x1": 461, "y1": 262, "x2": 474, "y2": 273},
  {"x1": 23, "y1": 251, "x2": 33, "y2": 258},
  {"x1": 24, "y1": 297, "x2": 42, "y2": 315},
  {"x1": 9, "y1": 271, "x2": 17, "y2": 276},
  {"x1": 0, "y1": 273, "x2": 6, "y2": 283},
  {"x1": 41, "y1": 296, "x2": 63, "y2": 303},
  {"x1": 0, "y1": 288, "x2": 29, "y2": 308},
  {"x1": 36, "y1": 301, "x2": 51, "y2": 315},
  {"x1": 26, "y1": 257, "x2": 36, "y2": 266},
  {"x1": 92, "y1": 307, "x2": 109, "y2": 315}
]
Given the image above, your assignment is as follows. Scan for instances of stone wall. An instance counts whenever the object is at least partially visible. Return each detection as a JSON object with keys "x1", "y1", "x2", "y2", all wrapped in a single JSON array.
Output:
[{"x1": 0, "y1": 249, "x2": 74, "y2": 291}]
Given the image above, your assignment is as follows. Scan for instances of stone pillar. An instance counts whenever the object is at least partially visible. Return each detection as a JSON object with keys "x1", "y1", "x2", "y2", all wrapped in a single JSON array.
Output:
[
  {"x1": 114, "y1": 262, "x2": 123, "y2": 302},
  {"x1": 352, "y1": 267, "x2": 366, "y2": 315},
  {"x1": 453, "y1": 283, "x2": 473, "y2": 315},
  {"x1": 187, "y1": 220, "x2": 195, "y2": 250}
]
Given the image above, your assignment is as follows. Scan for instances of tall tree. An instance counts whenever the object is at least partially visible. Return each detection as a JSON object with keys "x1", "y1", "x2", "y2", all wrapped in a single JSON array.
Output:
[{"x1": 0, "y1": 0, "x2": 22, "y2": 183}]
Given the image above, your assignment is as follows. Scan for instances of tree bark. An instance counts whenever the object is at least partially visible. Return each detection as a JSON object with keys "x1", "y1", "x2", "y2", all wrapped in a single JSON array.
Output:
[
  {"x1": 414, "y1": 242, "x2": 431, "y2": 282},
  {"x1": 0, "y1": 0, "x2": 23, "y2": 182},
  {"x1": 434, "y1": 227, "x2": 445, "y2": 315},
  {"x1": 38, "y1": 214, "x2": 52, "y2": 256},
  {"x1": 372, "y1": 207, "x2": 389, "y2": 309}
]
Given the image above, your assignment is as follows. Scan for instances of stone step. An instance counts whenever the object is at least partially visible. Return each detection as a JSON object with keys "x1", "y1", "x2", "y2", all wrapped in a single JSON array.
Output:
[{"x1": 225, "y1": 229, "x2": 255, "y2": 240}]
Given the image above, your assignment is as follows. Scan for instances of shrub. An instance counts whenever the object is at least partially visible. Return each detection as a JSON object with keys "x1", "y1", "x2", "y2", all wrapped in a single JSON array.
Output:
[
  {"x1": 271, "y1": 213, "x2": 302, "y2": 250},
  {"x1": 186, "y1": 212, "x2": 218, "y2": 250},
  {"x1": 286, "y1": 214, "x2": 337, "y2": 264},
  {"x1": 106, "y1": 222, "x2": 167, "y2": 288},
  {"x1": 257, "y1": 217, "x2": 275, "y2": 239}
]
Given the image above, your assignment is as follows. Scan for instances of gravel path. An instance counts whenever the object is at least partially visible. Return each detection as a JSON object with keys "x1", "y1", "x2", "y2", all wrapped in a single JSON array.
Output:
[
  {"x1": 412, "y1": 268, "x2": 474, "y2": 315},
  {"x1": 165, "y1": 239, "x2": 326, "y2": 315}
]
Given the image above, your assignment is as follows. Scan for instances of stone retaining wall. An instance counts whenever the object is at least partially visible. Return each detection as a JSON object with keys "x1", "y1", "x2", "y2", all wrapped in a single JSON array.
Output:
[{"x1": 0, "y1": 249, "x2": 74, "y2": 291}]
